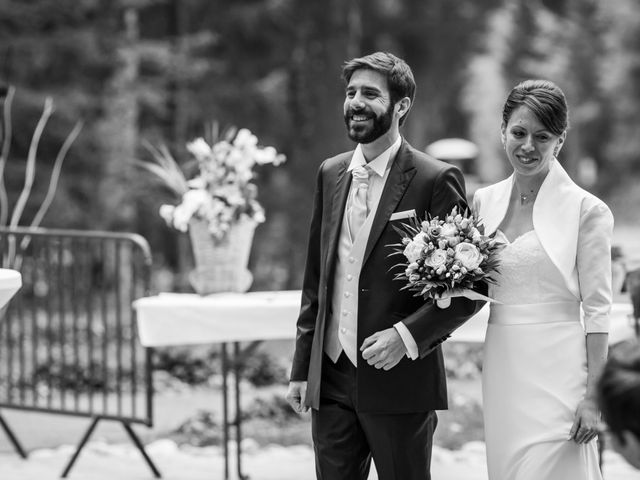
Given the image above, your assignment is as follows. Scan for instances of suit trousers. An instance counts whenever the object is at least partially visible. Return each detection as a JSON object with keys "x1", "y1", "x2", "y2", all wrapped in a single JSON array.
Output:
[{"x1": 312, "y1": 353, "x2": 437, "y2": 480}]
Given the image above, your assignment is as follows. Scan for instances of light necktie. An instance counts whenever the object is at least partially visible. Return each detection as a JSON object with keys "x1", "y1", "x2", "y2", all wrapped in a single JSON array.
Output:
[{"x1": 349, "y1": 165, "x2": 371, "y2": 239}]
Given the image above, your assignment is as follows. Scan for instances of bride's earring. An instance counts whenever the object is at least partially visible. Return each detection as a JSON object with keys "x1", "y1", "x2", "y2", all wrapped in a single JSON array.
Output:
[{"x1": 554, "y1": 137, "x2": 564, "y2": 157}]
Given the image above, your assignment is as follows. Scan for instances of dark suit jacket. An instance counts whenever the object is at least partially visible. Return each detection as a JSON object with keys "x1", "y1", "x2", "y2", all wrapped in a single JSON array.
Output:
[{"x1": 290, "y1": 139, "x2": 485, "y2": 413}]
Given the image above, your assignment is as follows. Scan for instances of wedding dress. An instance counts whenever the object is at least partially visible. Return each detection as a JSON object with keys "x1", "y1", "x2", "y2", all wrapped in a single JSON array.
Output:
[{"x1": 482, "y1": 229, "x2": 603, "y2": 480}]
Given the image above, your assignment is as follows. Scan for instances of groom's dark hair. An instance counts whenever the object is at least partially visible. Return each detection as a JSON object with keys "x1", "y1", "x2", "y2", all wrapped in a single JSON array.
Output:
[
  {"x1": 597, "y1": 341, "x2": 640, "y2": 443},
  {"x1": 341, "y1": 51, "x2": 416, "y2": 126}
]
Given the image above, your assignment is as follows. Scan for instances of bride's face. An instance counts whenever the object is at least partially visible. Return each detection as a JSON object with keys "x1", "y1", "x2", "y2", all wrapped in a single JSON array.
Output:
[{"x1": 501, "y1": 105, "x2": 566, "y2": 180}]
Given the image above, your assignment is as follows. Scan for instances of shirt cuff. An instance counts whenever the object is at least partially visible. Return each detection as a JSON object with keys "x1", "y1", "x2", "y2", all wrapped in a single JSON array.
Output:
[{"x1": 394, "y1": 322, "x2": 419, "y2": 360}]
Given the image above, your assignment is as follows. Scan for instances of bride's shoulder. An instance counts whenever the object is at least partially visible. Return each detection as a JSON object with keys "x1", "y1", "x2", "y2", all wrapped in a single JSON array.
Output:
[
  {"x1": 567, "y1": 184, "x2": 614, "y2": 232},
  {"x1": 472, "y1": 184, "x2": 491, "y2": 201},
  {"x1": 472, "y1": 178, "x2": 510, "y2": 204},
  {"x1": 580, "y1": 193, "x2": 614, "y2": 227},
  {"x1": 570, "y1": 183, "x2": 613, "y2": 219}
]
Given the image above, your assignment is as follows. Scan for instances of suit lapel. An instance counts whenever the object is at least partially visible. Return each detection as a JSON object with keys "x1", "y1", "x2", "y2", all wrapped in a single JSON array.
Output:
[
  {"x1": 363, "y1": 144, "x2": 416, "y2": 265},
  {"x1": 325, "y1": 158, "x2": 351, "y2": 274}
]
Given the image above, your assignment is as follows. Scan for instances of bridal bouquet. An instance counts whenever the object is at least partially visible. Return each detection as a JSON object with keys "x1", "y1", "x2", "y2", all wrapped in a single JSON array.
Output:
[{"x1": 390, "y1": 206, "x2": 503, "y2": 306}]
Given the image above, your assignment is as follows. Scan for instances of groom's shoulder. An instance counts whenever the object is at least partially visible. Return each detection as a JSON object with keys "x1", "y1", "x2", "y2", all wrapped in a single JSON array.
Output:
[
  {"x1": 401, "y1": 141, "x2": 459, "y2": 175},
  {"x1": 316, "y1": 150, "x2": 353, "y2": 174},
  {"x1": 325, "y1": 150, "x2": 353, "y2": 166}
]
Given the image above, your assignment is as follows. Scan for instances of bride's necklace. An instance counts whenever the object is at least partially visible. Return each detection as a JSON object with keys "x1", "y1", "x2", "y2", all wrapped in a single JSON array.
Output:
[{"x1": 519, "y1": 188, "x2": 537, "y2": 205}]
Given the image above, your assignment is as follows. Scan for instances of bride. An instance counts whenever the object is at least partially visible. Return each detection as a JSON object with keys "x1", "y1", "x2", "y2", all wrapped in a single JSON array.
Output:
[{"x1": 474, "y1": 79, "x2": 613, "y2": 479}]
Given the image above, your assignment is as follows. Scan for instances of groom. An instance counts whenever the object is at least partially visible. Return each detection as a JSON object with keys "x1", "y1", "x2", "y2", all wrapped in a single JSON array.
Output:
[{"x1": 286, "y1": 51, "x2": 485, "y2": 480}]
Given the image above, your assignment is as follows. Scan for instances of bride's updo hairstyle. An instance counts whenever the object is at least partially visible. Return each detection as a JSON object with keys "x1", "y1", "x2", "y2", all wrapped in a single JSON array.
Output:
[{"x1": 502, "y1": 79, "x2": 569, "y2": 136}]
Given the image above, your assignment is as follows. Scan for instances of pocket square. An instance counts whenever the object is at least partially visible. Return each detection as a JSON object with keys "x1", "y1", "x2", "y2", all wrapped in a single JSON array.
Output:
[{"x1": 390, "y1": 209, "x2": 417, "y2": 221}]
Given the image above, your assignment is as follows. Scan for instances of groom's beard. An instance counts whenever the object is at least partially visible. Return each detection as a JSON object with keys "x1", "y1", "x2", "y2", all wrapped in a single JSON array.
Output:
[{"x1": 344, "y1": 103, "x2": 394, "y2": 144}]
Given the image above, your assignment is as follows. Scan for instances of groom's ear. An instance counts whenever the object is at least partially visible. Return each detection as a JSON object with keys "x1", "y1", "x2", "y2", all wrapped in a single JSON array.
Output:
[{"x1": 396, "y1": 97, "x2": 411, "y2": 121}]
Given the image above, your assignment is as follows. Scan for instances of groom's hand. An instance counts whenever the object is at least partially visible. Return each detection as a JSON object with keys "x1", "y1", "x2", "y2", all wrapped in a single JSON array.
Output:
[
  {"x1": 360, "y1": 328, "x2": 406, "y2": 370},
  {"x1": 286, "y1": 381, "x2": 309, "y2": 413}
]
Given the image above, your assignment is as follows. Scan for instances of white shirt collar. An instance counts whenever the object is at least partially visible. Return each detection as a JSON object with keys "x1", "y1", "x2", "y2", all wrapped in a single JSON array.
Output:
[{"x1": 348, "y1": 136, "x2": 402, "y2": 177}]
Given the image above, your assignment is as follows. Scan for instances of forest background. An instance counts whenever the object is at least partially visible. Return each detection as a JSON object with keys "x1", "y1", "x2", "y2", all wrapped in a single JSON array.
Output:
[{"x1": 1, "y1": 0, "x2": 639, "y2": 292}]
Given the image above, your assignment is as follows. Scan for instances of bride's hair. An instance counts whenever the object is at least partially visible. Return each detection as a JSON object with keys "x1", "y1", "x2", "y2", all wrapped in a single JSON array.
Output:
[{"x1": 502, "y1": 80, "x2": 569, "y2": 136}]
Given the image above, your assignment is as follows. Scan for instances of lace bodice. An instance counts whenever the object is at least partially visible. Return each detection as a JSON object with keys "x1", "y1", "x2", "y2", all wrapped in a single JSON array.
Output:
[{"x1": 489, "y1": 230, "x2": 575, "y2": 305}]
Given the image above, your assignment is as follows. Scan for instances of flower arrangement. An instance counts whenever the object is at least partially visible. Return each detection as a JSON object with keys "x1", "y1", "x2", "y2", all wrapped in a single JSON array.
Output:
[
  {"x1": 390, "y1": 206, "x2": 503, "y2": 304},
  {"x1": 140, "y1": 125, "x2": 286, "y2": 240}
]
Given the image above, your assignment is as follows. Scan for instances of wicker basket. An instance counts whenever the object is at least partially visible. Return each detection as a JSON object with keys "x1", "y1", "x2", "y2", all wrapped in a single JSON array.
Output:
[{"x1": 188, "y1": 217, "x2": 257, "y2": 295}]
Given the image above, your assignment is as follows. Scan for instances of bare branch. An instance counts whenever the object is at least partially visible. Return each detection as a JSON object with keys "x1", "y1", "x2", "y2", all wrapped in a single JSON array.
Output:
[
  {"x1": 13, "y1": 120, "x2": 83, "y2": 267},
  {"x1": 9, "y1": 97, "x2": 54, "y2": 228},
  {"x1": 0, "y1": 85, "x2": 16, "y2": 226},
  {"x1": 29, "y1": 120, "x2": 83, "y2": 230}
]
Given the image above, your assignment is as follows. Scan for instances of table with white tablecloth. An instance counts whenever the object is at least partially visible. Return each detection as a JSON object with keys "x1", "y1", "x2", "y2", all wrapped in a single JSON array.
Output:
[
  {"x1": 135, "y1": 290, "x2": 303, "y2": 347},
  {"x1": 0, "y1": 268, "x2": 22, "y2": 312},
  {"x1": 134, "y1": 290, "x2": 306, "y2": 480}
]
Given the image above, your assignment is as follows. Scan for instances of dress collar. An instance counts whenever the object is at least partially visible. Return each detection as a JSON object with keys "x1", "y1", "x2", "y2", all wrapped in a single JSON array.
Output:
[{"x1": 476, "y1": 159, "x2": 585, "y2": 298}]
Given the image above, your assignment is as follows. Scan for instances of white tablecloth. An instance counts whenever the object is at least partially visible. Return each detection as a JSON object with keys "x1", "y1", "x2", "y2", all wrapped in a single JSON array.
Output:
[
  {"x1": 133, "y1": 290, "x2": 636, "y2": 347},
  {"x1": 0, "y1": 268, "x2": 22, "y2": 310},
  {"x1": 134, "y1": 290, "x2": 302, "y2": 346}
]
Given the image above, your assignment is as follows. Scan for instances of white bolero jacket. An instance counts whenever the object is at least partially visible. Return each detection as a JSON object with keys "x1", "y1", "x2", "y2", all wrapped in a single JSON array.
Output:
[{"x1": 472, "y1": 160, "x2": 614, "y2": 333}]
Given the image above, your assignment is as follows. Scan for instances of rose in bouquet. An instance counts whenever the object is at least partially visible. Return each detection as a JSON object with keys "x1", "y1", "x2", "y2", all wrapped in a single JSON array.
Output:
[
  {"x1": 138, "y1": 124, "x2": 286, "y2": 240},
  {"x1": 389, "y1": 206, "x2": 503, "y2": 307}
]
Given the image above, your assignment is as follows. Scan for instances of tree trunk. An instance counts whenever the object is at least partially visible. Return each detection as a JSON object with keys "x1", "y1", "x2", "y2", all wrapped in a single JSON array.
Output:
[
  {"x1": 285, "y1": 0, "x2": 361, "y2": 288},
  {"x1": 96, "y1": 7, "x2": 140, "y2": 231},
  {"x1": 169, "y1": 0, "x2": 194, "y2": 289}
]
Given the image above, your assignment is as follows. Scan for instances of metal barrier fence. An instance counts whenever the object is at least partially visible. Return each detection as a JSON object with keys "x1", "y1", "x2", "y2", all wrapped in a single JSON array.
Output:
[{"x1": 0, "y1": 227, "x2": 158, "y2": 477}]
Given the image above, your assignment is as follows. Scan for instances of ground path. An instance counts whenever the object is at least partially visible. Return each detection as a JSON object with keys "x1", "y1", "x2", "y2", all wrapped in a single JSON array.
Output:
[{"x1": 0, "y1": 439, "x2": 638, "y2": 480}]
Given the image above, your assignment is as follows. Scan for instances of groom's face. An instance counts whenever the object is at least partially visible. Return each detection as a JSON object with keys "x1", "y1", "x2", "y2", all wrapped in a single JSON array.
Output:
[{"x1": 343, "y1": 69, "x2": 395, "y2": 144}]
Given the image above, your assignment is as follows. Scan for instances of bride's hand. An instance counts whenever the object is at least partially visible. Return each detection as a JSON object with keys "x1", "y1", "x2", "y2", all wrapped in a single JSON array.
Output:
[{"x1": 568, "y1": 398, "x2": 600, "y2": 444}]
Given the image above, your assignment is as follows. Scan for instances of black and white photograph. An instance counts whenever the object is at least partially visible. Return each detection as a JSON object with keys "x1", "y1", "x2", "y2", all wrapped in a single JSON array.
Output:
[{"x1": 0, "y1": 1, "x2": 639, "y2": 479}]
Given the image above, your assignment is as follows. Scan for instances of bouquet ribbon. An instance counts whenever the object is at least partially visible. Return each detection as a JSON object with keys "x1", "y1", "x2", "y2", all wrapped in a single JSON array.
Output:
[{"x1": 434, "y1": 288, "x2": 502, "y2": 309}]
